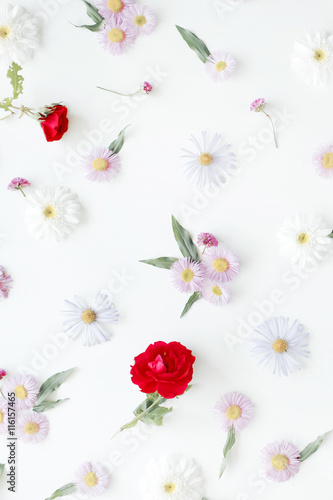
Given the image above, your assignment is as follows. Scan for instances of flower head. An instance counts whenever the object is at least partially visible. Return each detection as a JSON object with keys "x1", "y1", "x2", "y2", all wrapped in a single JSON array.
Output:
[
  {"x1": 197, "y1": 232, "x2": 218, "y2": 249},
  {"x1": 17, "y1": 411, "x2": 49, "y2": 444},
  {"x1": 261, "y1": 441, "x2": 301, "y2": 482},
  {"x1": 313, "y1": 143, "x2": 333, "y2": 179},
  {"x1": 0, "y1": 369, "x2": 6, "y2": 380},
  {"x1": 214, "y1": 392, "x2": 254, "y2": 432},
  {"x1": 74, "y1": 462, "x2": 110, "y2": 497},
  {"x1": 0, "y1": 399, "x2": 8, "y2": 435},
  {"x1": 61, "y1": 291, "x2": 119, "y2": 346},
  {"x1": 202, "y1": 247, "x2": 240, "y2": 284},
  {"x1": 250, "y1": 98, "x2": 266, "y2": 112},
  {"x1": 251, "y1": 317, "x2": 309, "y2": 376},
  {"x1": 39, "y1": 105, "x2": 69, "y2": 142},
  {"x1": 7, "y1": 177, "x2": 30, "y2": 193},
  {"x1": 170, "y1": 257, "x2": 204, "y2": 293},
  {"x1": 291, "y1": 32, "x2": 333, "y2": 85},
  {"x1": 205, "y1": 51, "x2": 237, "y2": 82},
  {"x1": 123, "y1": 5, "x2": 156, "y2": 36},
  {"x1": 97, "y1": 19, "x2": 136, "y2": 56},
  {"x1": 277, "y1": 213, "x2": 332, "y2": 269},
  {"x1": 143, "y1": 81, "x2": 153, "y2": 94},
  {"x1": 96, "y1": 0, "x2": 135, "y2": 23},
  {"x1": 82, "y1": 147, "x2": 121, "y2": 183},
  {"x1": 0, "y1": 266, "x2": 13, "y2": 300},
  {"x1": 200, "y1": 279, "x2": 230, "y2": 306},
  {"x1": 181, "y1": 131, "x2": 236, "y2": 187},
  {"x1": 4, "y1": 374, "x2": 39, "y2": 410}
]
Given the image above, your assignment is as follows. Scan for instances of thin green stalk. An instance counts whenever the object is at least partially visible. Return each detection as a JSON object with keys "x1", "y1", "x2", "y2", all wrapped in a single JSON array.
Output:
[{"x1": 264, "y1": 112, "x2": 278, "y2": 148}]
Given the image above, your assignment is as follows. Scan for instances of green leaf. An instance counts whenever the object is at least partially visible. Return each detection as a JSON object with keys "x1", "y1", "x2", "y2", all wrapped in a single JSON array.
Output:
[
  {"x1": 33, "y1": 399, "x2": 69, "y2": 413},
  {"x1": 81, "y1": 0, "x2": 103, "y2": 23},
  {"x1": 45, "y1": 483, "x2": 76, "y2": 500},
  {"x1": 171, "y1": 215, "x2": 200, "y2": 261},
  {"x1": 328, "y1": 231, "x2": 333, "y2": 238},
  {"x1": 108, "y1": 125, "x2": 130, "y2": 154},
  {"x1": 0, "y1": 97, "x2": 13, "y2": 112},
  {"x1": 219, "y1": 428, "x2": 236, "y2": 478},
  {"x1": 140, "y1": 406, "x2": 173, "y2": 426},
  {"x1": 299, "y1": 433, "x2": 327, "y2": 462},
  {"x1": 175, "y1": 25, "x2": 211, "y2": 63},
  {"x1": 75, "y1": 20, "x2": 104, "y2": 32},
  {"x1": 0, "y1": 464, "x2": 4, "y2": 479},
  {"x1": 34, "y1": 368, "x2": 75, "y2": 408},
  {"x1": 180, "y1": 291, "x2": 201, "y2": 318},
  {"x1": 140, "y1": 257, "x2": 179, "y2": 269},
  {"x1": 7, "y1": 62, "x2": 24, "y2": 100}
]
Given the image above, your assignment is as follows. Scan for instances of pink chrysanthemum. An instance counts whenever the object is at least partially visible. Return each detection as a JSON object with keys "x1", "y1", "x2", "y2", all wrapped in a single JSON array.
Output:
[
  {"x1": 7, "y1": 177, "x2": 30, "y2": 194},
  {"x1": 17, "y1": 411, "x2": 49, "y2": 444},
  {"x1": 170, "y1": 257, "x2": 204, "y2": 293},
  {"x1": 202, "y1": 247, "x2": 240, "y2": 284},
  {"x1": 197, "y1": 232, "x2": 218, "y2": 249},
  {"x1": 214, "y1": 392, "x2": 254, "y2": 432},
  {"x1": 0, "y1": 369, "x2": 6, "y2": 380},
  {"x1": 123, "y1": 5, "x2": 156, "y2": 36},
  {"x1": 0, "y1": 266, "x2": 13, "y2": 300},
  {"x1": 74, "y1": 462, "x2": 110, "y2": 497},
  {"x1": 4, "y1": 374, "x2": 39, "y2": 410},
  {"x1": 205, "y1": 51, "x2": 237, "y2": 82},
  {"x1": 143, "y1": 81, "x2": 153, "y2": 94},
  {"x1": 250, "y1": 98, "x2": 266, "y2": 112},
  {"x1": 97, "y1": 20, "x2": 136, "y2": 56},
  {"x1": 261, "y1": 441, "x2": 301, "y2": 482},
  {"x1": 200, "y1": 279, "x2": 230, "y2": 306},
  {"x1": 0, "y1": 399, "x2": 8, "y2": 435},
  {"x1": 82, "y1": 147, "x2": 121, "y2": 183},
  {"x1": 313, "y1": 143, "x2": 333, "y2": 179},
  {"x1": 96, "y1": 0, "x2": 135, "y2": 22}
]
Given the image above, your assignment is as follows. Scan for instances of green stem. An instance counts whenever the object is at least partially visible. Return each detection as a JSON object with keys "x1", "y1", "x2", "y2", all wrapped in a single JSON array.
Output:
[
  {"x1": 264, "y1": 112, "x2": 278, "y2": 148},
  {"x1": 18, "y1": 187, "x2": 26, "y2": 198},
  {"x1": 10, "y1": 105, "x2": 35, "y2": 118},
  {"x1": 97, "y1": 86, "x2": 140, "y2": 97}
]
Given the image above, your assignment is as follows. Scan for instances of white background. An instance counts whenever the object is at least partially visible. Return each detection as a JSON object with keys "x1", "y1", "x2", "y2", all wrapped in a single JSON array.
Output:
[{"x1": 1, "y1": 0, "x2": 333, "y2": 499}]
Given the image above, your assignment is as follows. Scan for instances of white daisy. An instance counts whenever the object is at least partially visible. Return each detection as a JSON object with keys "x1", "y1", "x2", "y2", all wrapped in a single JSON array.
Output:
[
  {"x1": 181, "y1": 131, "x2": 236, "y2": 187},
  {"x1": 141, "y1": 454, "x2": 205, "y2": 500},
  {"x1": 61, "y1": 291, "x2": 119, "y2": 346},
  {"x1": 74, "y1": 462, "x2": 110, "y2": 497},
  {"x1": 17, "y1": 411, "x2": 49, "y2": 444},
  {"x1": 123, "y1": 5, "x2": 156, "y2": 36},
  {"x1": 0, "y1": 4, "x2": 40, "y2": 66},
  {"x1": 291, "y1": 32, "x2": 333, "y2": 85},
  {"x1": 277, "y1": 214, "x2": 332, "y2": 269},
  {"x1": 25, "y1": 187, "x2": 81, "y2": 242},
  {"x1": 3, "y1": 374, "x2": 39, "y2": 410},
  {"x1": 205, "y1": 50, "x2": 237, "y2": 82}
]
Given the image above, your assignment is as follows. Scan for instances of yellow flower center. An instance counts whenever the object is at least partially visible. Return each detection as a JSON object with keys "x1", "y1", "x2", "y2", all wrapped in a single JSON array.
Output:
[
  {"x1": 81, "y1": 309, "x2": 96, "y2": 324},
  {"x1": 213, "y1": 258, "x2": 229, "y2": 273},
  {"x1": 199, "y1": 153, "x2": 213, "y2": 166},
  {"x1": 211, "y1": 285, "x2": 222, "y2": 296},
  {"x1": 322, "y1": 152, "x2": 333, "y2": 169},
  {"x1": 0, "y1": 411, "x2": 3, "y2": 424},
  {"x1": 0, "y1": 26, "x2": 10, "y2": 38},
  {"x1": 108, "y1": 28, "x2": 125, "y2": 43},
  {"x1": 271, "y1": 454, "x2": 289, "y2": 471},
  {"x1": 314, "y1": 49, "x2": 326, "y2": 61},
  {"x1": 216, "y1": 61, "x2": 227, "y2": 72},
  {"x1": 181, "y1": 269, "x2": 194, "y2": 282},
  {"x1": 92, "y1": 158, "x2": 108, "y2": 171},
  {"x1": 134, "y1": 15, "x2": 147, "y2": 26},
  {"x1": 164, "y1": 483, "x2": 176, "y2": 493},
  {"x1": 226, "y1": 404, "x2": 242, "y2": 420},
  {"x1": 15, "y1": 385, "x2": 28, "y2": 399},
  {"x1": 297, "y1": 232, "x2": 308, "y2": 244},
  {"x1": 107, "y1": 0, "x2": 123, "y2": 13},
  {"x1": 24, "y1": 422, "x2": 39, "y2": 435},
  {"x1": 43, "y1": 205, "x2": 56, "y2": 219},
  {"x1": 84, "y1": 472, "x2": 98, "y2": 487},
  {"x1": 273, "y1": 339, "x2": 288, "y2": 353}
]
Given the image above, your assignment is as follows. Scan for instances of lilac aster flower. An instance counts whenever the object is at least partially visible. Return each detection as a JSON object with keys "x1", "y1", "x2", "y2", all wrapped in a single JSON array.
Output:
[
  {"x1": 201, "y1": 247, "x2": 240, "y2": 284},
  {"x1": 170, "y1": 257, "x2": 204, "y2": 293},
  {"x1": 4, "y1": 374, "x2": 39, "y2": 410},
  {"x1": 214, "y1": 392, "x2": 254, "y2": 433},
  {"x1": 96, "y1": 0, "x2": 135, "y2": 23},
  {"x1": 261, "y1": 441, "x2": 301, "y2": 482},
  {"x1": 17, "y1": 411, "x2": 49, "y2": 444},
  {"x1": 205, "y1": 51, "x2": 237, "y2": 82},
  {"x1": 123, "y1": 4, "x2": 156, "y2": 36},
  {"x1": 74, "y1": 462, "x2": 110, "y2": 497},
  {"x1": 82, "y1": 147, "x2": 121, "y2": 183},
  {"x1": 200, "y1": 279, "x2": 230, "y2": 306},
  {"x1": 97, "y1": 19, "x2": 136, "y2": 56},
  {"x1": 313, "y1": 143, "x2": 333, "y2": 179}
]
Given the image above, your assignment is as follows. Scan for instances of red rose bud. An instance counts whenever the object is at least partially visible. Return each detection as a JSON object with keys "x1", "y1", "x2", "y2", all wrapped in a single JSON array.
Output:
[
  {"x1": 130, "y1": 341, "x2": 195, "y2": 399},
  {"x1": 39, "y1": 105, "x2": 69, "y2": 142}
]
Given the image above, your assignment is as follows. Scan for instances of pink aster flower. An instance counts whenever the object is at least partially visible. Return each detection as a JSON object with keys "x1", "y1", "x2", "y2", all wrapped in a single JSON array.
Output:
[
  {"x1": 0, "y1": 266, "x2": 13, "y2": 300},
  {"x1": 0, "y1": 399, "x2": 8, "y2": 435},
  {"x1": 17, "y1": 411, "x2": 49, "y2": 444},
  {"x1": 205, "y1": 50, "x2": 237, "y2": 82},
  {"x1": 0, "y1": 369, "x2": 6, "y2": 380},
  {"x1": 250, "y1": 98, "x2": 278, "y2": 148},
  {"x1": 96, "y1": 0, "x2": 135, "y2": 23},
  {"x1": 7, "y1": 177, "x2": 30, "y2": 197},
  {"x1": 143, "y1": 81, "x2": 153, "y2": 94},
  {"x1": 214, "y1": 392, "x2": 254, "y2": 433},
  {"x1": 261, "y1": 441, "x2": 301, "y2": 482},
  {"x1": 82, "y1": 147, "x2": 121, "y2": 183},
  {"x1": 202, "y1": 247, "x2": 240, "y2": 284},
  {"x1": 170, "y1": 257, "x2": 204, "y2": 293},
  {"x1": 123, "y1": 5, "x2": 156, "y2": 36},
  {"x1": 200, "y1": 279, "x2": 230, "y2": 306},
  {"x1": 313, "y1": 143, "x2": 333, "y2": 178},
  {"x1": 197, "y1": 232, "x2": 218, "y2": 253},
  {"x1": 4, "y1": 374, "x2": 39, "y2": 410},
  {"x1": 97, "y1": 20, "x2": 136, "y2": 56},
  {"x1": 74, "y1": 462, "x2": 110, "y2": 497}
]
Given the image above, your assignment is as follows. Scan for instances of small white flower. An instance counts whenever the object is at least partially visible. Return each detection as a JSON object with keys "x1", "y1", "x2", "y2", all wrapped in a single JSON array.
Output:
[
  {"x1": 205, "y1": 50, "x2": 237, "y2": 82},
  {"x1": 291, "y1": 32, "x2": 333, "y2": 85},
  {"x1": 74, "y1": 462, "x2": 110, "y2": 497}
]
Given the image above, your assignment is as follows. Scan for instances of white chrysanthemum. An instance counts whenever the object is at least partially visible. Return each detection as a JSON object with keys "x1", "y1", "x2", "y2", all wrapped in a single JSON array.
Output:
[
  {"x1": 277, "y1": 214, "x2": 332, "y2": 269},
  {"x1": 25, "y1": 187, "x2": 81, "y2": 241},
  {"x1": 140, "y1": 454, "x2": 205, "y2": 500},
  {"x1": 291, "y1": 32, "x2": 333, "y2": 85},
  {"x1": 0, "y1": 4, "x2": 40, "y2": 66}
]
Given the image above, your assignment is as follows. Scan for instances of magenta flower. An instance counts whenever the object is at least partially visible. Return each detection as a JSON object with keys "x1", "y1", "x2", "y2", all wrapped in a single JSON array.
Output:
[
  {"x1": 261, "y1": 441, "x2": 301, "y2": 482},
  {"x1": 197, "y1": 232, "x2": 218, "y2": 252},
  {"x1": 250, "y1": 98, "x2": 278, "y2": 148},
  {"x1": 214, "y1": 392, "x2": 254, "y2": 433},
  {"x1": 0, "y1": 370, "x2": 6, "y2": 380},
  {"x1": 143, "y1": 81, "x2": 153, "y2": 94},
  {"x1": 170, "y1": 257, "x2": 204, "y2": 293},
  {"x1": 0, "y1": 266, "x2": 13, "y2": 300},
  {"x1": 7, "y1": 177, "x2": 30, "y2": 197}
]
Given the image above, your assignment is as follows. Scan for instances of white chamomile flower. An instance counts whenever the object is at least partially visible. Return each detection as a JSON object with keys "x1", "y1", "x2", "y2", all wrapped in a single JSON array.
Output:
[
  {"x1": 0, "y1": 4, "x2": 40, "y2": 66},
  {"x1": 291, "y1": 32, "x2": 333, "y2": 85},
  {"x1": 277, "y1": 213, "x2": 332, "y2": 269},
  {"x1": 140, "y1": 454, "x2": 205, "y2": 500},
  {"x1": 25, "y1": 186, "x2": 81, "y2": 241}
]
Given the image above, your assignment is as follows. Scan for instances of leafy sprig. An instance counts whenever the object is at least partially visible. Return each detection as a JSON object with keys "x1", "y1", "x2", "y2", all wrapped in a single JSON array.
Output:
[
  {"x1": 75, "y1": 0, "x2": 104, "y2": 32},
  {"x1": 0, "y1": 63, "x2": 24, "y2": 118}
]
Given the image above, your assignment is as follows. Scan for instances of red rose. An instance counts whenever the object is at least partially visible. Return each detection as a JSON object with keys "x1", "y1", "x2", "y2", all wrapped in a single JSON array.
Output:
[
  {"x1": 130, "y1": 341, "x2": 195, "y2": 399},
  {"x1": 40, "y1": 105, "x2": 69, "y2": 142}
]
